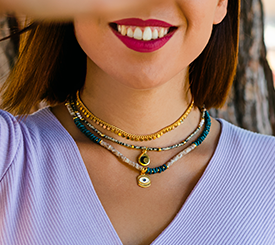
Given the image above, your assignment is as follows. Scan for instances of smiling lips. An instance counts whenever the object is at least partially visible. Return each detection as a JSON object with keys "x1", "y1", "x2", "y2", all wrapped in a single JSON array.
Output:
[{"x1": 110, "y1": 18, "x2": 177, "y2": 53}]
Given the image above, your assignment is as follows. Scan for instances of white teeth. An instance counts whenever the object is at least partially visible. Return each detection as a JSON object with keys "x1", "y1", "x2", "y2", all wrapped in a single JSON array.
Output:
[
  {"x1": 143, "y1": 27, "x2": 152, "y2": 41},
  {"x1": 152, "y1": 29, "x2": 158, "y2": 39},
  {"x1": 159, "y1": 28, "x2": 165, "y2": 38},
  {"x1": 133, "y1": 27, "x2": 143, "y2": 40},
  {"x1": 127, "y1": 28, "x2": 134, "y2": 38},
  {"x1": 121, "y1": 25, "x2": 127, "y2": 36},
  {"x1": 116, "y1": 25, "x2": 170, "y2": 41}
]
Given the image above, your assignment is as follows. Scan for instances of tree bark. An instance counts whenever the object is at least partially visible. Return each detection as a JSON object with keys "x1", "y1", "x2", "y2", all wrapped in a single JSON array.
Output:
[
  {"x1": 210, "y1": 0, "x2": 275, "y2": 135},
  {"x1": 0, "y1": 14, "x2": 19, "y2": 84}
]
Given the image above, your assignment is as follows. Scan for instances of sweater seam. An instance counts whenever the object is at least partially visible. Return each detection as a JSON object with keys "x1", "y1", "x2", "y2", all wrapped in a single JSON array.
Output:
[
  {"x1": 0, "y1": 122, "x2": 22, "y2": 183},
  {"x1": 0, "y1": 142, "x2": 21, "y2": 183}
]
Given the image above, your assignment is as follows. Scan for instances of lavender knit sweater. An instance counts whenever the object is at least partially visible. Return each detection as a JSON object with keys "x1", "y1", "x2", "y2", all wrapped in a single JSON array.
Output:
[{"x1": 0, "y1": 108, "x2": 275, "y2": 245}]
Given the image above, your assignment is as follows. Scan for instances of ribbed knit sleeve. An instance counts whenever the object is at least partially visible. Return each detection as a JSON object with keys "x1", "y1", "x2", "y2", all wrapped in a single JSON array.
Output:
[{"x1": 0, "y1": 110, "x2": 23, "y2": 180}]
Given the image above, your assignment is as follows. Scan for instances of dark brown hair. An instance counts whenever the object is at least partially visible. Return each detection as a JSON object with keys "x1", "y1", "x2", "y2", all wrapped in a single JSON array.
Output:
[{"x1": 0, "y1": 1, "x2": 240, "y2": 115}]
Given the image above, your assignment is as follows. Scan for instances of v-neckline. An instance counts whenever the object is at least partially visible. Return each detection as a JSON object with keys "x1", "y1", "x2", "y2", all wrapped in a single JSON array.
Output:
[{"x1": 43, "y1": 107, "x2": 227, "y2": 245}]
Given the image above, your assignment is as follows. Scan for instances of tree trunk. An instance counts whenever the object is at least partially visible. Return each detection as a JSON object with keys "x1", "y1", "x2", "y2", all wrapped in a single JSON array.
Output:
[
  {"x1": 0, "y1": 14, "x2": 19, "y2": 84},
  {"x1": 210, "y1": 0, "x2": 275, "y2": 135}
]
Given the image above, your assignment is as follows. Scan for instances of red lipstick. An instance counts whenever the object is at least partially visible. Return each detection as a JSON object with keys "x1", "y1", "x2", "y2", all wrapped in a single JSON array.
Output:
[
  {"x1": 114, "y1": 18, "x2": 173, "y2": 27},
  {"x1": 110, "y1": 18, "x2": 177, "y2": 53}
]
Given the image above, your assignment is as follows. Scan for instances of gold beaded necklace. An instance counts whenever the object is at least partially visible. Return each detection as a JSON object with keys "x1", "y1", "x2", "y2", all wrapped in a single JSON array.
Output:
[{"x1": 76, "y1": 91, "x2": 194, "y2": 141}]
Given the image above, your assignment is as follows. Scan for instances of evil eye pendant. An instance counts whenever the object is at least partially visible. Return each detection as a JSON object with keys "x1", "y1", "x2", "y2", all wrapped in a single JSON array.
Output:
[
  {"x1": 137, "y1": 174, "x2": 151, "y2": 188},
  {"x1": 137, "y1": 168, "x2": 151, "y2": 188}
]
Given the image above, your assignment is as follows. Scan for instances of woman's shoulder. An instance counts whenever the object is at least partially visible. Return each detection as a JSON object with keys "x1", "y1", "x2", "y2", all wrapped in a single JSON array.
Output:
[
  {"x1": 0, "y1": 107, "x2": 67, "y2": 180},
  {"x1": 217, "y1": 118, "x2": 275, "y2": 167},
  {"x1": 0, "y1": 107, "x2": 57, "y2": 143},
  {"x1": 218, "y1": 118, "x2": 275, "y2": 146},
  {"x1": 0, "y1": 109, "x2": 23, "y2": 180}
]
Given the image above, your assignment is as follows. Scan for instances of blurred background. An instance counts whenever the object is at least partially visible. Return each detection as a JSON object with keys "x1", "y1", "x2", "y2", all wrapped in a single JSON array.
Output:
[{"x1": 263, "y1": 0, "x2": 275, "y2": 81}]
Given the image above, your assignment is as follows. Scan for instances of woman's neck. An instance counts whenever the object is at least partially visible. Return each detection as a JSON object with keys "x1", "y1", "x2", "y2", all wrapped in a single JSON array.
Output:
[
  {"x1": 80, "y1": 61, "x2": 201, "y2": 147},
  {"x1": 83, "y1": 67, "x2": 192, "y2": 126}
]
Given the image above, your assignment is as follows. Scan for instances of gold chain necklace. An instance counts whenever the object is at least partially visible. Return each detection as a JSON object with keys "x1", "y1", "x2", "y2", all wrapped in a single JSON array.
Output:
[{"x1": 76, "y1": 91, "x2": 194, "y2": 141}]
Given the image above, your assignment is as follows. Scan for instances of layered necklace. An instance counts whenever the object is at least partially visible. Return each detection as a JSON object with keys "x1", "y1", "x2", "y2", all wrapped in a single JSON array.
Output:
[{"x1": 66, "y1": 94, "x2": 211, "y2": 188}]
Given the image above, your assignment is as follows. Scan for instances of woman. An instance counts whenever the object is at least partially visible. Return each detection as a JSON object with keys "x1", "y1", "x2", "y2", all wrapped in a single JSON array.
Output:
[{"x1": 0, "y1": 0, "x2": 274, "y2": 244}]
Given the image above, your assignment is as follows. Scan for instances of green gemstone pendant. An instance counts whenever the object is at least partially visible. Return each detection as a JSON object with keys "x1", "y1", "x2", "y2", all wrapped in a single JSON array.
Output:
[{"x1": 138, "y1": 149, "x2": 150, "y2": 166}]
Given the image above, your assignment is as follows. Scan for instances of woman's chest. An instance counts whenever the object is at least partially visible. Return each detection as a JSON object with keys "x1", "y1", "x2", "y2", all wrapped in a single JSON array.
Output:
[{"x1": 81, "y1": 146, "x2": 208, "y2": 245}]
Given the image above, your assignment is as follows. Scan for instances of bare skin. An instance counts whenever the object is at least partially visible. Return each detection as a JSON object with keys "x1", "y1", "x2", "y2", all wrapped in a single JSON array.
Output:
[{"x1": 0, "y1": 0, "x2": 171, "y2": 19}]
